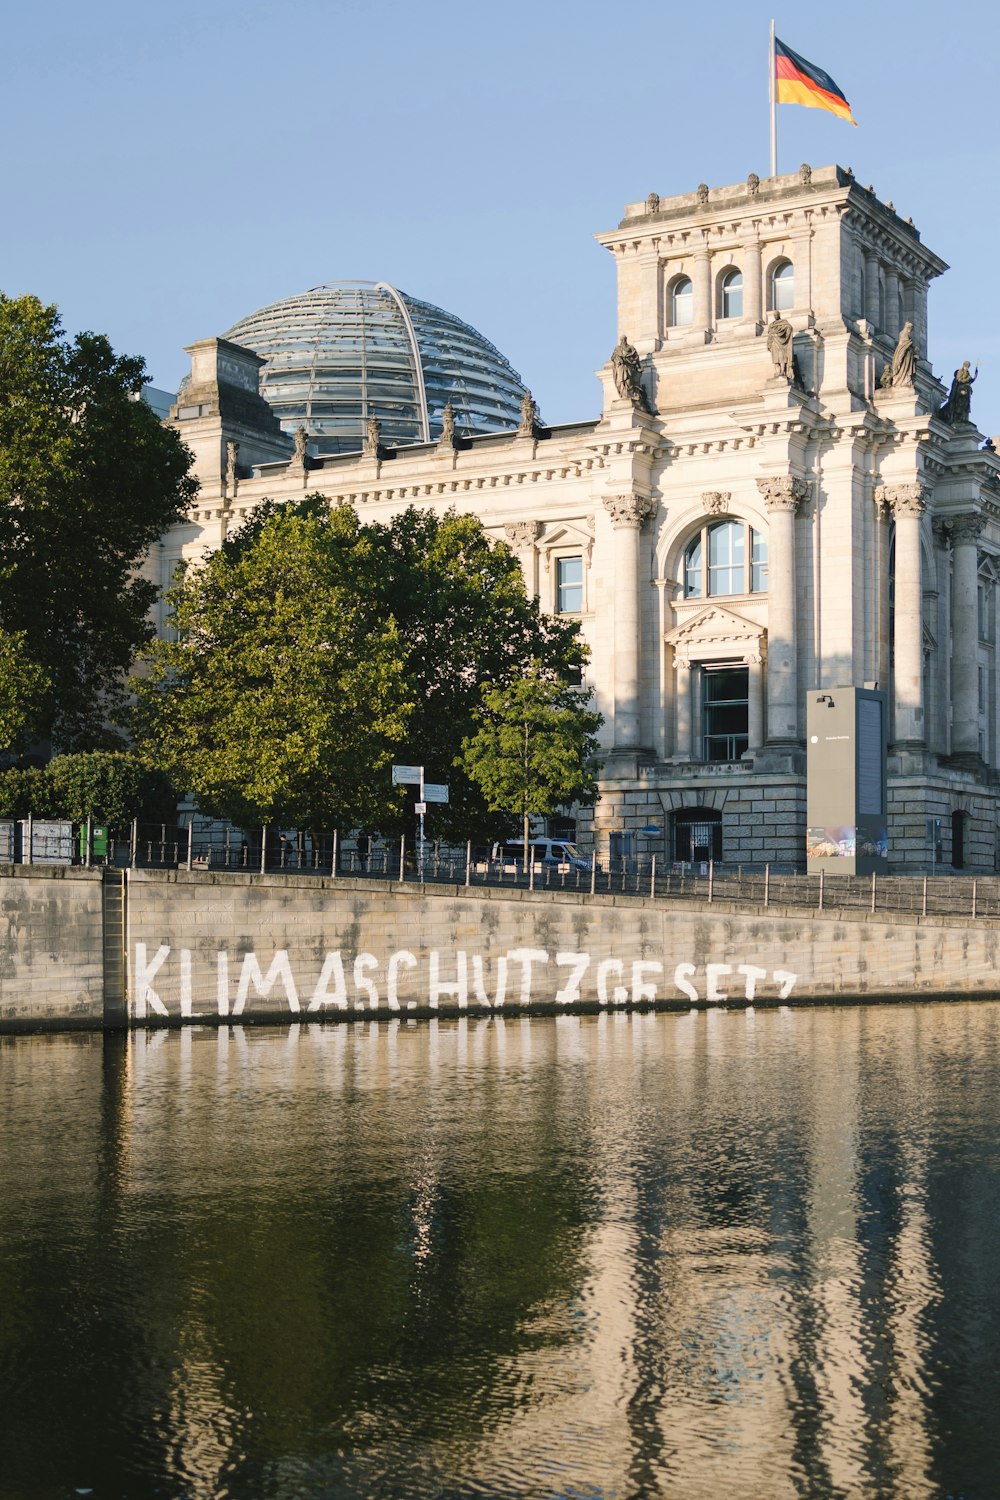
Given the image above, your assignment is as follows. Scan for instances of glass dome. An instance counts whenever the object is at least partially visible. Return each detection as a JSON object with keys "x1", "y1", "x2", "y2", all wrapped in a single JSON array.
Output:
[{"x1": 223, "y1": 280, "x2": 529, "y2": 455}]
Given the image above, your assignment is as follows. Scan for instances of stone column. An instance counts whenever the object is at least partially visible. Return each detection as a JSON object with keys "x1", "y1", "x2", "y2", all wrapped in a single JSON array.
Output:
[
  {"x1": 674, "y1": 656, "x2": 692, "y2": 758},
  {"x1": 603, "y1": 494, "x2": 656, "y2": 751},
  {"x1": 864, "y1": 253, "x2": 881, "y2": 328},
  {"x1": 950, "y1": 513, "x2": 983, "y2": 760},
  {"x1": 878, "y1": 483, "x2": 927, "y2": 745},
  {"x1": 693, "y1": 247, "x2": 712, "y2": 333},
  {"x1": 883, "y1": 269, "x2": 900, "y2": 340},
  {"x1": 744, "y1": 238, "x2": 763, "y2": 326},
  {"x1": 747, "y1": 653, "x2": 765, "y2": 752},
  {"x1": 757, "y1": 476, "x2": 806, "y2": 745},
  {"x1": 504, "y1": 520, "x2": 540, "y2": 599}
]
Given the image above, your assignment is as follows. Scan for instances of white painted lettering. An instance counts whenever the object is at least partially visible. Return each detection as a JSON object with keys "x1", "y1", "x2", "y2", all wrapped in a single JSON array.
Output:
[
  {"x1": 705, "y1": 963, "x2": 732, "y2": 1002},
  {"x1": 429, "y1": 950, "x2": 468, "y2": 1008},
  {"x1": 470, "y1": 954, "x2": 508, "y2": 1008},
  {"x1": 631, "y1": 960, "x2": 662, "y2": 1003},
  {"x1": 597, "y1": 959, "x2": 628, "y2": 1006},
  {"x1": 217, "y1": 950, "x2": 230, "y2": 1016},
  {"x1": 180, "y1": 948, "x2": 193, "y2": 1018},
  {"x1": 235, "y1": 951, "x2": 300, "y2": 1015},
  {"x1": 507, "y1": 949, "x2": 548, "y2": 1005},
  {"x1": 737, "y1": 964, "x2": 767, "y2": 1001},
  {"x1": 354, "y1": 952, "x2": 380, "y2": 1009},
  {"x1": 674, "y1": 962, "x2": 699, "y2": 1004},
  {"x1": 308, "y1": 952, "x2": 348, "y2": 1010},
  {"x1": 774, "y1": 969, "x2": 798, "y2": 999},
  {"x1": 555, "y1": 952, "x2": 590, "y2": 1006},
  {"x1": 134, "y1": 944, "x2": 170, "y2": 1018},
  {"x1": 387, "y1": 950, "x2": 417, "y2": 1010}
]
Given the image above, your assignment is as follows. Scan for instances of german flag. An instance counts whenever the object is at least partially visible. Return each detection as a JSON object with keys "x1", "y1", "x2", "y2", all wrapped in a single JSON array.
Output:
[{"x1": 775, "y1": 37, "x2": 857, "y2": 125}]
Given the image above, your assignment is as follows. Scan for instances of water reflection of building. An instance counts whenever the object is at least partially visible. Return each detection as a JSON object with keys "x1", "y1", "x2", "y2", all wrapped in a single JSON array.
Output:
[
  {"x1": 159, "y1": 167, "x2": 1000, "y2": 872},
  {"x1": 8, "y1": 1010, "x2": 995, "y2": 1495}
]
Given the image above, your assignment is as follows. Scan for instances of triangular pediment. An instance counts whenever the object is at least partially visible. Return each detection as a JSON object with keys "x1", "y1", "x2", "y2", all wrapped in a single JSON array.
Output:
[{"x1": 665, "y1": 604, "x2": 765, "y2": 649}]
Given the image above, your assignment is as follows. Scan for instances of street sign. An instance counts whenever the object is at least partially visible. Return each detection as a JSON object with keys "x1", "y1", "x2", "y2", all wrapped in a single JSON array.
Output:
[
  {"x1": 423, "y1": 783, "x2": 449, "y2": 803},
  {"x1": 414, "y1": 802, "x2": 427, "y2": 815},
  {"x1": 392, "y1": 765, "x2": 422, "y2": 786}
]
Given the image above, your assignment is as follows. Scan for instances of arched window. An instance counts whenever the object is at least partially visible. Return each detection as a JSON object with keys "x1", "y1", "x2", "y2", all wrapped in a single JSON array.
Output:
[
  {"x1": 670, "y1": 276, "x2": 694, "y2": 327},
  {"x1": 684, "y1": 518, "x2": 768, "y2": 598},
  {"x1": 770, "y1": 259, "x2": 794, "y2": 311},
  {"x1": 720, "y1": 269, "x2": 743, "y2": 319}
]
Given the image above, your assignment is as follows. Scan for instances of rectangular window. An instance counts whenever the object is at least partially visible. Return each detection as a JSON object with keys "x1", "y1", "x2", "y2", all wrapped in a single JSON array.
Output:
[
  {"x1": 702, "y1": 665, "x2": 749, "y2": 762},
  {"x1": 556, "y1": 555, "x2": 584, "y2": 613}
]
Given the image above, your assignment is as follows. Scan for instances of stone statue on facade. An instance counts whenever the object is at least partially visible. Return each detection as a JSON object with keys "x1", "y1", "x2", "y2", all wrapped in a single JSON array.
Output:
[
  {"x1": 800, "y1": 163, "x2": 812, "y2": 187},
  {"x1": 939, "y1": 361, "x2": 978, "y2": 424},
  {"x1": 225, "y1": 440, "x2": 239, "y2": 494},
  {"x1": 439, "y1": 401, "x2": 456, "y2": 448},
  {"x1": 291, "y1": 426, "x2": 308, "y2": 467},
  {"x1": 696, "y1": 183, "x2": 709, "y2": 205},
  {"x1": 363, "y1": 412, "x2": 381, "y2": 457},
  {"x1": 766, "y1": 312, "x2": 795, "y2": 380},
  {"x1": 747, "y1": 172, "x2": 760, "y2": 199},
  {"x1": 889, "y1": 322, "x2": 918, "y2": 387},
  {"x1": 646, "y1": 191, "x2": 660, "y2": 214},
  {"x1": 610, "y1": 335, "x2": 651, "y2": 412},
  {"x1": 517, "y1": 388, "x2": 537, "y2": 438}
]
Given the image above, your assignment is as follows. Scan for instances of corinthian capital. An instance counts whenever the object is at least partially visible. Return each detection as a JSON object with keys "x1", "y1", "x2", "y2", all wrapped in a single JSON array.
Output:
[
  {"x1": 874, "y1": 482, "x2": 928, "y2": 519},
  {"x1": 948, "y1": 512, "x2": 983, "y2": 545},
  {"x1": 603, "y1": 493, "x2": 656, "y2": 528},
  {"x1": 700, "y1": 490, "x2": 731, "y2": 516},
  {"x1": 504, "y1": 520, "x2": 540, "y2": 550},
  {"x1": 755, "y1": 476, "x2": 807, "y2": 513}
]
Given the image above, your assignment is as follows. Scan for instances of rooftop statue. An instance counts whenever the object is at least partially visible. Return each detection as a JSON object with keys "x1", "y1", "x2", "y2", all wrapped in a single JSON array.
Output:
[
  {"x1": 292, "y1": 425, "x2": 308, "y2": 466},
  {"x1": 889, "y1": 322, "x2": 918, "y2": 387},
  {"x1": 939, "y1": 361, "x2": 978, "y2": 424},
  {"x1": 363, "y1": 412, "x2": 381, "y2": 456},
  {"x1": 517, "y1": 388, "x2": 538, "y2": 438},
  {"x1": 439, "y1": 401, "x2": 456, "y2": 447},
  {"x1": 611, "y1": 335, "x2": 652, "y2": 413}
]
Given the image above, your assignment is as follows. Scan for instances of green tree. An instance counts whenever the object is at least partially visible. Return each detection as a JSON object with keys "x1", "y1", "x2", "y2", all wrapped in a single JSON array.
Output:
[
  {"x1": 0, "y1": 629, "x2": 50, "y2": 755},
  {"x1": 458, "y1": 663, "x2": 603, "y2": 863},
  {"x1": 134, "y1": 504, "x2": 413, "y2": 830},
  {"x1": 0, "y1": 293, "x2": 197, "y2": 747},
  {"x1": 360, "y1": 508, "x2": 588, "y2": 841}
]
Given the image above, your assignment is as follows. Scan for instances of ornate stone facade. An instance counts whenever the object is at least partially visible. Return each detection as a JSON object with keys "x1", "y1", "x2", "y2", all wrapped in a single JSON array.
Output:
[{"x1": 163, "y1": 164, "x2": 1000, "y2": 873}]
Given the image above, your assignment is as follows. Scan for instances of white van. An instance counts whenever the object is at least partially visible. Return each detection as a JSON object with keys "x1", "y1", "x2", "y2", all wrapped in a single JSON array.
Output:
[{"x1": 492, "y1": 838, "x2": 591, "y2": 874}]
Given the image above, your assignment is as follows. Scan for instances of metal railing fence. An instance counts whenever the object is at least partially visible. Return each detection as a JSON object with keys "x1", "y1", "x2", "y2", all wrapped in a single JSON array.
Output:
[{"x1": 4, "y1": 817, "x2": 1000, "y2": 919}]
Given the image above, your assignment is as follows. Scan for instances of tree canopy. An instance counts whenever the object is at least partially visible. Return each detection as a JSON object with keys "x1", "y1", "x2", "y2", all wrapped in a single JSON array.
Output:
[
  {"x1": 458, "y1": 664, "x2": 602, "y2": 859},
  {"x1": 0, "y1": 293, "x2": 197, "y2": 747},
  {"x1": 135, "y1": 499, "x2": 591, "y2": 835}
]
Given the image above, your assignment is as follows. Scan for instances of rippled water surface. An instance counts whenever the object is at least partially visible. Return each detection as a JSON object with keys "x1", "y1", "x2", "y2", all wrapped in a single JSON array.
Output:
[{"x1": 3, "y1": 1006, "x2": 1000, "y2": 1498}]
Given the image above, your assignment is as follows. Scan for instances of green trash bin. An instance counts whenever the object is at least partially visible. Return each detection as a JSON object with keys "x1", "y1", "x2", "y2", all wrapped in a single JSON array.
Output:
[{"x1": 77, "y1": 823, "x2": 110, "y2": 861}]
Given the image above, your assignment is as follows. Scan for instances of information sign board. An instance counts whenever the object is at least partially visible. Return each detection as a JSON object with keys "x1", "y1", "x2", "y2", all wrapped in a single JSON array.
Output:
[
  {"x1": 392, "y1": 765, "x2": 422, "y2": 786},
  {"x1": 423, "y1": 784, "x2": 449, "y2": 803}
]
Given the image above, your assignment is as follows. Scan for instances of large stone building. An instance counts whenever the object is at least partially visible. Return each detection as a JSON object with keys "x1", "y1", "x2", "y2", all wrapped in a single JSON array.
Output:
[{"x1": 162, "y1": 164, "x2": 1000, "y2": 873}]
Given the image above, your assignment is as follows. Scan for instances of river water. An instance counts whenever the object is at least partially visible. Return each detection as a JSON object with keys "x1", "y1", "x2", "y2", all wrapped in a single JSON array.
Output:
[{"x1": 2, "y1": 1005, "x2": 1000, "y2": 1499}]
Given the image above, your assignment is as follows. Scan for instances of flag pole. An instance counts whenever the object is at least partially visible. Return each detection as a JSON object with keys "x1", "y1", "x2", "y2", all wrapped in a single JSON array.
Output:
[{"x1": 769, "y1": 19, "x2": 777, "y2": 177}]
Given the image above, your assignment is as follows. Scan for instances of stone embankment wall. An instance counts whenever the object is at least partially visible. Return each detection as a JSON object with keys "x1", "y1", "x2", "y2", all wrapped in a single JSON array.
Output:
[{"x1": 2, "y1": 866, "x2": 1000, "y2": 1031}]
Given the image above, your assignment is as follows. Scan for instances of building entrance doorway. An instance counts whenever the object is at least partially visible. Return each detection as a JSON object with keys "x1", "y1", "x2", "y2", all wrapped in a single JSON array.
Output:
[{"x1": 672, "y1": 809, "x2": 722, "y2": 863}]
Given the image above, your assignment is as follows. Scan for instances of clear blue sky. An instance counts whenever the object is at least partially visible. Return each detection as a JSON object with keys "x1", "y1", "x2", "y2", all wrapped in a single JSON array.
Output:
[{"x1": 4, "y1": 0, "x2": 999, "y2": 428}]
